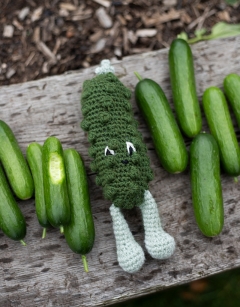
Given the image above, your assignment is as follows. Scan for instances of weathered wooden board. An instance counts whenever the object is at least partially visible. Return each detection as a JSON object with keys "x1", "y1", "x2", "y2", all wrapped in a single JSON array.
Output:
[{"x1": 0, "y1": 36, "x2": 240, "y2": 306}]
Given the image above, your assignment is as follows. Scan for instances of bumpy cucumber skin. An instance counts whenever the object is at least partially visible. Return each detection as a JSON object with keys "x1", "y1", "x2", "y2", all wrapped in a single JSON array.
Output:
[
  {"x1": 27, "y1": 143, "x2": 50, "y2": 229},
  {"x1": 190, "y1": 133, "x2": 224, "y2": 237},
  {"x1": 203, "y1": 86, "x2": 240, "y2": 176},
  {"x1": 0, "y1": 120, "x2": 34, "y2": 200},
  {"x1": 0, "y1": 164, "x2": 26, "y2": 241},
  {"x1": 42, "y1": 136, "x2": 70, "y2": 228},
  {"x1": 135, "y1": 78, "x2": 188, "y2": 174},
  {"x1": 168, "y1": 38, "x2": 202, "y2": 138},
  {"x1": 224, "y1": 73, "x2": 240, "y2": 127},
  {"x1": 64, "y1": 149, "x2": 95, "y2": 255}
]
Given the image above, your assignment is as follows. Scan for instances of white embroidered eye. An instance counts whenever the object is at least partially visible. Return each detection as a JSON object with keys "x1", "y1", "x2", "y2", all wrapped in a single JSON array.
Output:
[
  {"x1": 105, "y1": 146, "x2": 115, "y2": 156},
  {"x1": 126, "y1": 142, "x2": 136, "y2": 155}
]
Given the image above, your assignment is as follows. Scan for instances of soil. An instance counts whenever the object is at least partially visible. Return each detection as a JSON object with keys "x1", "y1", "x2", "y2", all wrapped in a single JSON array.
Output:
[{"x1": 0, "y1": 0, "x2": 240, "y2": 86}]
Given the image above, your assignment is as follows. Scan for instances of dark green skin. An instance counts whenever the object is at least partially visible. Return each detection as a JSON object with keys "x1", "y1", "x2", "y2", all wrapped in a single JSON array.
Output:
[
  {"x1": 168, "y1": 38, "x2": 202, "y2": 138},
  {"x1": 64, "y1": 149, "x2": 95, "y2": 255},
  {"x1": 224, "y1": 73, "x2": 240, "y2": 127},
  {"x1": 0, "y1": 120, "x2": 34, "y2": 200},
  {"x1": 42, "y1": 136, "x2": 70, "y2": 228},
  {"x1": 190, "y1": 133, "x2": 224, "y2": 237},
  {"x1": 135, "y1": 78, "x2": 188, "y2": 174},
  {"x1": 0, "y1": 163, "x2": 26, "y2": 241},
  {"x1": 81, "y1": 73, "x2": 153, "y2": 209},
  {"x1": 27, "y1": 143, "x2": 50, "y2": 228},
  {"x1": 203, "y1": 86, "x2": 240, "y2": 176}
]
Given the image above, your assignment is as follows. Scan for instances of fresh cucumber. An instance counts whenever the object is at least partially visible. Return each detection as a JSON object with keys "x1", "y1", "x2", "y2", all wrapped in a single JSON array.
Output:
[
  {"x1": 202, "y1": 86, "x2": 240, "y2": 177},
  {"x1": 168, "y1": 38, "x2": 202, "y2": 138},
  {"x1": 135, "y1": 74, "x2": 188, "y2": 174},
  {"x1": 27, "y1": 143, "x2": 51, "y2": 238},
  {"x1": 190, "y1": 133, "x2": 224, "y2": 237},
  {"x1": 0, "y1": 120, "x2": 34, "y2": 200},
  {"x1": 0, "y1": 163, "x2": 26, "y2": 244},
  {"x1": 63, "y1": 149, "x2": 95, "y2": 272},
  {"x1": 224, "y1": 73, "x2": 240, "y2": 127},
  {"x1": 42, "y1": 136, "x2": 70, "y2": 232}
]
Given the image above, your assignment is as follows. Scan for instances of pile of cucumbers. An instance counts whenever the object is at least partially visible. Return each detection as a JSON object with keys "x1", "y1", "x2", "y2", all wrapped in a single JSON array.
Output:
[
  {"x1": 0, "y1": 121, "x2": 94, "y2": 272},
  {"x1": 135, "y1": 38, "x2": 240, "y2": 237}
]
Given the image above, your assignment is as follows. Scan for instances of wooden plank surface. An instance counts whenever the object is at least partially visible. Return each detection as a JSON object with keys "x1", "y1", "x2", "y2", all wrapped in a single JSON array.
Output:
[{"x1": 0, "y1": 36, "x2": 240, "y2": 306}]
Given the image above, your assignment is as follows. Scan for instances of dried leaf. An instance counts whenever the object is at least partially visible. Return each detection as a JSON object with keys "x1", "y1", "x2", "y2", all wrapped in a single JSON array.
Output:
[
  {"x1": 31, "y1": 7, "x2": 43, "y2": 22},
  {"x1": 13, "y1": 19, "x2": 24, "y2": 31},
  {"x1": 59, "y1": 3, "x2": 77, "y2": 11},
  {"x1": 136, "y1": 29, "x2": 157, "y2": 37},
  {"x1": 6, "y1": 68, "x2": 16, "y2": 79},
  {"x1": 3, "y1": 25, "x2": 14, "y2": 38},
  {"x1": 18, "y1": 7, "x2": 30, "y2": 21},
  {"x1": 217, "y1": 11, "x2": 231, "y2": 22},
  {"x1": 93, "y1": 0, "x2": 111, "y2": 7},
  {"x1": 163, "y1": 0, "x2": 177, "y2": 7},
  {"x1": 96, "y1": 7, "x2": 113, "y2": 28},
  {"x1": 36, "y1": 41, "x2": 57, "y2": 63},
  {"x1": 90, "y1": 38, "x2": 107, "y2": 53}
]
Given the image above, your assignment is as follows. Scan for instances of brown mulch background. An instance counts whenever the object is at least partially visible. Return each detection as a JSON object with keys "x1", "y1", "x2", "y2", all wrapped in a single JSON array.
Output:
[{"x1": 0, "y1": 0, "x2": 240, "y2": 86}]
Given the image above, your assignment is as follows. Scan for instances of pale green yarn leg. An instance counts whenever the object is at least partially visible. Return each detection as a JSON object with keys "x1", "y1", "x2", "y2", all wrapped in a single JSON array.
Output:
[
  {"x1": 139, "y1": 190, "x2": 175, "y2": 260},
  {"x1": 109, "y1": 204, "x2": 145, "y2": 273}
]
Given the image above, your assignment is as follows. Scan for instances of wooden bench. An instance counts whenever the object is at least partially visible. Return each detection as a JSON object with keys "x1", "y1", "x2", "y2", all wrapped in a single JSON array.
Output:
[{"x1": 0, "y1": 36, "x2": 240, "y2": 307}]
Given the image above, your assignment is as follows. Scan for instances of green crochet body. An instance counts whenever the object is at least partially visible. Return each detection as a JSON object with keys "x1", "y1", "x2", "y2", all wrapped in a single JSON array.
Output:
[{"x1": 81, "y1": 72, "x2": 153, "y2": 209}]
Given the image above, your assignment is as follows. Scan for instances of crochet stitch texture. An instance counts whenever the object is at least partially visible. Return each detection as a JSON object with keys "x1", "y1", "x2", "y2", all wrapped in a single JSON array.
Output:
[
  {"x1": 140, "y1": 190, "x2": 175, "y2": 259},
  {"x1": 81, "y1": 72, "x2": 153, "y2": 209},
  {"x1": 110, "y1": 204, "x2": 145, "y2": 273},
  {"x1": 109, "y1": 190, "x2": 175, "y2": 273}
]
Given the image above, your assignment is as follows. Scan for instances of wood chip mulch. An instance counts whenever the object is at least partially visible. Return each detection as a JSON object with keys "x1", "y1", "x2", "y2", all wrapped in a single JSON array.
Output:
[{"x1": 0, "y1": 0, "x2": 240, "y2": 86}]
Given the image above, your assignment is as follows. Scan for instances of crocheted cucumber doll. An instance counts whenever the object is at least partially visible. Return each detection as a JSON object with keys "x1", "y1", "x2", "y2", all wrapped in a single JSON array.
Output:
[{"x1": 81, "y1": 60, "x2": 175, "y2": 273}]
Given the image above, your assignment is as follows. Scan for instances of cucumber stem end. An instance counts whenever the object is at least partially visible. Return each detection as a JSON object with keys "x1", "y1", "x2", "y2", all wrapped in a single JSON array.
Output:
[
  {"x1": 82, "y1": 255, "x2": 89, "y2": 272},
  {"x1": 134, "y1": 72, "x2": 143, "y2": 81},
  {"x1": 20, "y1": 240, "x2": 27, "y2": 246},
  {"x1": 60, "y1": 226, "x2": 64, "y2": 234},
  {"x1": 42, "y1": 228, "x2": 47, "y2": 239}
]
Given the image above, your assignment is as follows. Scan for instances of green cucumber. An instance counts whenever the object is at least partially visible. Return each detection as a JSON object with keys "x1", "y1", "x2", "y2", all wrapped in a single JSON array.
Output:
[
  {"x1": 202, "y1": 86, "x2": 240, "y2": 177},
  {"x1": 63, "y1": 149, "x2": 95, "y2": 272},
  {"x1": 42, "y1": 136, "x2": 70, "y2": 232},
  {"x1": 168, "y1": 38, "x2": 202, "y2": 138},
  {"x1": 190, "y1": 133, "x2": 224, "y2": 237},
  {"x1": 135, "y1": 74, "x2": 188, "y2": 174},
  {"x1": 27, "y1": 143, "x2": 51, "y2": 238},
  {"x1": 0, "y1": 163, "x2": 26, "y2": 243},
  {"x1": 223, "y1": 73, "x2": 240, "y2": 127},
  {"x1": 0, "y1": 120, "x2": 34, "y2": 200}
]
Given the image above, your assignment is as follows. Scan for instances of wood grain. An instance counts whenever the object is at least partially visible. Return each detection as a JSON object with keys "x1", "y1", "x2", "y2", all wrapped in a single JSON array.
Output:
[{"x1": 0, "y1": 36, "x2": 240, "y2": 306}]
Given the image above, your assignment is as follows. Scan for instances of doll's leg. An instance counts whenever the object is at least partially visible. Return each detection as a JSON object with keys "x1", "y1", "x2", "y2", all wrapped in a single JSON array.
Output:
[
  {"x1": 139, "y1": 190, "x2": 175, "y2": 259},
  {"x1": 110, "y1": 204, "x2": 145, "y2": 273}
]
